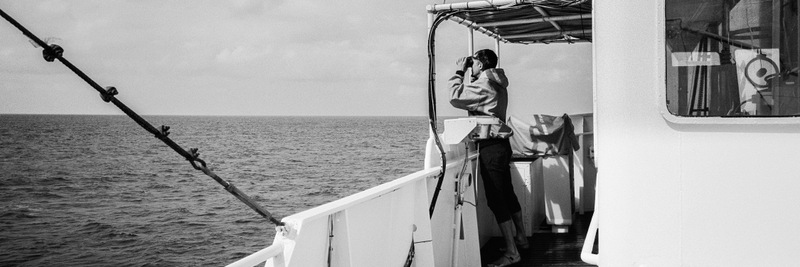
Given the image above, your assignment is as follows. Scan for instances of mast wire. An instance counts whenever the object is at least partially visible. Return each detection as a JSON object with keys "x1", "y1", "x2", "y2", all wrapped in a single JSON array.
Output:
[{"x1": 0, "y1": 8, "x2": 283, "y2": 226}]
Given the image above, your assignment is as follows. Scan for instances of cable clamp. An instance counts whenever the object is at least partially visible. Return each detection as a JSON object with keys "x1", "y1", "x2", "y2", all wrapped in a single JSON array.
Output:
[
  {"x1": 189, "y1": 148, "x2": 200, "y2": 160},
  {"x1": 158, "y1": 125, "x2": 170, "y2": 138},
  {"x1": 100, "y1": 86, "x2": 118, "y2": 102},
  {"x1": 42, "y1": 44, "x2": 63, "y2": 62}
]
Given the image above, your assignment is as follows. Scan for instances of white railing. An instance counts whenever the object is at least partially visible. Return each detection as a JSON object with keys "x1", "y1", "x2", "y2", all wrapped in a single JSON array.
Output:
[
  {"x1": 228, "y1": 113, "x2": 598, "y2": 266},
  {"x1": 227, "y1": 148, "x2": 479, "y2": 267},
  {"x1": 580, "y1": 210, "x2": 599, "y2": 265},
  {"x1": 226, "y1": 242, "x2": 284, "y2": 267}
]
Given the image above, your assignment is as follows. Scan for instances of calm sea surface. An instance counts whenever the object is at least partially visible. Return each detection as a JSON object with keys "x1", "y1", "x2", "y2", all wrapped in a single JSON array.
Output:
[{"x1": 0, "y1": 115, "x2": 430, "y2": 266}]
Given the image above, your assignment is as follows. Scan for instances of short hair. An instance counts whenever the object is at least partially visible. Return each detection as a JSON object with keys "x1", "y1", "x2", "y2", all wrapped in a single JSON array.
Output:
[{"x1": 474, "y1": 49, "x2": 497, "y2": 69}]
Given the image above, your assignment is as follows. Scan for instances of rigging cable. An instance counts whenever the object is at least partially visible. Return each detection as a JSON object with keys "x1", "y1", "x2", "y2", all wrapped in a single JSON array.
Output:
[
  {"x1": 0, "y1": 8, "x2": 283, "y2": 226},
  {"x1": 403, "y1": 11, "x2": 457, "y2": 267},
  {"x1": 427, "y1": 11, "x2": 458, "y2": 218}
]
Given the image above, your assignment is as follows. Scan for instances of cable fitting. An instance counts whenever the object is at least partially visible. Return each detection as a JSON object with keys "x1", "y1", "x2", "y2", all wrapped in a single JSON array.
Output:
[
  {"x1": 100, "y1": 86, "x2": 118, "y2": 102},
  {"x1": 187, "y1": 148, "x2": 206, "y2": 170},
  {"x1": 42, "y1": 44, "x2": 63, "y2": 62},
  {"x1": 187, "y1": 148, "x2": 208, "y2": 171},
  {"x1": 158, "y1": 125, "x2": 170, "y2": 138},
  {"x1": 189, "y1": 148, "x2": 200, "y2": 159}
]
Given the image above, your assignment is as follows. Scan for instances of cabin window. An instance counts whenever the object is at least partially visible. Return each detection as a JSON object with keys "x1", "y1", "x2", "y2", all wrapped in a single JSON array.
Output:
[{"x1": 665, "y1": 0, "x2": 799, "y2": 117}]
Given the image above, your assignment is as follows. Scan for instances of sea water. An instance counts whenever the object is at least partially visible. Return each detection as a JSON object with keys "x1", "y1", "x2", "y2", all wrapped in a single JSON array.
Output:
[{"x1": 0, "y1": 115, "x2": 429, "y2": 266}]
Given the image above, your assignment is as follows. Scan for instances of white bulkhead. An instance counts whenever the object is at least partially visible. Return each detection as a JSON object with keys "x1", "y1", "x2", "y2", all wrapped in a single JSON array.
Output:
[{"x1": 595, "y1": 0, "x2": 800, "y2": 266}]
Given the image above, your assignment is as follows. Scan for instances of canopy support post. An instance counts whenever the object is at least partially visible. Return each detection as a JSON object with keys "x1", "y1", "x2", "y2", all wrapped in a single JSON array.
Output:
[{"x1": 495, "y1": 39, "x2": 501, "y2": 67}]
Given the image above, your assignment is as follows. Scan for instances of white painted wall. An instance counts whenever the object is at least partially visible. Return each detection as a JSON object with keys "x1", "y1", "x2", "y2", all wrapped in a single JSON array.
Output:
[{"x1": 595, "y1": 1, "x2": 800, "y2": 266}]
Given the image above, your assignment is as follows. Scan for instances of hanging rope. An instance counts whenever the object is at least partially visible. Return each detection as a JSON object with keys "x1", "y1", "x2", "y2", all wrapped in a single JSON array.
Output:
[{"x1": 0, "y1": 8, "x2": 283, "y2": 226}]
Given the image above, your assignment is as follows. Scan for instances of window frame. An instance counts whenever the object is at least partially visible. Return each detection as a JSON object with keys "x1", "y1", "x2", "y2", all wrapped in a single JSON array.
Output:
[{"x1": 657, "y1": 0, "x2": 800, "y2": 125}]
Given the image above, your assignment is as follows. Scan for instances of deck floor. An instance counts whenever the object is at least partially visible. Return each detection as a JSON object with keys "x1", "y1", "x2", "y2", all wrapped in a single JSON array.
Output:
[{"x1": 480, "y1": 212, "x2": 597, "y2": 267}]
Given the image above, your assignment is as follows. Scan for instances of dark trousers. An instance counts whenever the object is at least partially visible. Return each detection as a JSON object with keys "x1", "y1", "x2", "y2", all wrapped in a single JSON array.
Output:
[{"x1": 478, "y1": 139, "x2": 521, "y2": 223}]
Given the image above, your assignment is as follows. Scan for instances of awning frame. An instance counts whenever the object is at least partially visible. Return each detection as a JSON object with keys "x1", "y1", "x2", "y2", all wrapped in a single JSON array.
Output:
[{"x1": 427, "y1": 0, "x2": 592, "y2": 44}]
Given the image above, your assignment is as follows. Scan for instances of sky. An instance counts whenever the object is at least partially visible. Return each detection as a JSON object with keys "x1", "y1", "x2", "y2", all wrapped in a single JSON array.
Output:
[{"x1": 0, "y1": 0, "x2": 592, "y2": 117}]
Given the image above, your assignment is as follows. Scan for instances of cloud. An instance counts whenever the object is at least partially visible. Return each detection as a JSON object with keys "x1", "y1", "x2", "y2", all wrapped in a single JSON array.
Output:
[
  {"x1": 0, "y1": 0, "x2": 592, "y2": 116},
  {"x1": 215, "y1": 45, "x2": 269, "y2": 64},
  {"x1": 34, "y1": 0, "x2": 69, "y2": 16},
  {"x1": 228, "y1": 0, "x2": 269, "y2": 16}
]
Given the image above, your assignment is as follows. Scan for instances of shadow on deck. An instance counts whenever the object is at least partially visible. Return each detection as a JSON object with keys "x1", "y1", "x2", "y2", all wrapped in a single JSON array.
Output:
[{"x1": 480, "y1": 212, "x2": 597, "y2": 267}]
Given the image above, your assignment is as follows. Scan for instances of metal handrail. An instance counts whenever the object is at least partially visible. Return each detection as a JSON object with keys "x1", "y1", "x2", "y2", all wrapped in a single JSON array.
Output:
[
  {"x1": 226, "y1": 242, "x2": 285, "y2": 267},
  {"x1": 580, "y1": 197, "x2": 599, "y2": 265}
]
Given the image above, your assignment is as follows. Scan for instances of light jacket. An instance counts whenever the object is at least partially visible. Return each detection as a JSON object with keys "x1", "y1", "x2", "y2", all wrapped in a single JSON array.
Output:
[{"x1": 448, "y1": 68, "x2": 509, "y2": 122}]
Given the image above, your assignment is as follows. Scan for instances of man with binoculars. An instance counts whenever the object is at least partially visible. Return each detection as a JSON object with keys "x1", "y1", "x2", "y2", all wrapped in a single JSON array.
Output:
[{"x1": 448, "y1": 49, "x2": 526, "y2": 267}]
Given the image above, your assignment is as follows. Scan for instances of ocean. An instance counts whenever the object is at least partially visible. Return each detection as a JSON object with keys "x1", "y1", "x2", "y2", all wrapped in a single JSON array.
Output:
[{"x1": 0, "y1": 115, "x2": 430, "y2": 266}]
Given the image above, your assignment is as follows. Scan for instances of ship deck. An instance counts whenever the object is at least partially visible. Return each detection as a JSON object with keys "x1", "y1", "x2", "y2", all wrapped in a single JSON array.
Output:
[{"x1": 480, "y1": 212, "x2": 597, "y2": 267}]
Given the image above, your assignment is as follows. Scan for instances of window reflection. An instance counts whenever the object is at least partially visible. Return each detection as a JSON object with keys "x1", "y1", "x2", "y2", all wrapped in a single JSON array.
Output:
[{"x1": 666, "y1": 0, "x2": 799, "y2": 117}]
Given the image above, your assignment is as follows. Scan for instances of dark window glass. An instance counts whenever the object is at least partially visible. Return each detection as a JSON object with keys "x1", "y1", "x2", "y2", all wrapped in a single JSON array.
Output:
[{"x1": 666, "y1": 0, "x2": 799, "y2": 117}]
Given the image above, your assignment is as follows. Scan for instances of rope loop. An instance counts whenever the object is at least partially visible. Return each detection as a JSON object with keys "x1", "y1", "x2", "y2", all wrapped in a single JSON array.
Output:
[
  {"x1": 189, "y1": 159, "x2": 205, "y2": 171},
  {"x1": 100, "y1": 86, "x2": 118, "y2": 102},
  {"x1": 42, "y1": 44, "x2": 63, "y2": 62},
  {"x1": 188, "y1": 148, "x2": 207, "y2": 170}
]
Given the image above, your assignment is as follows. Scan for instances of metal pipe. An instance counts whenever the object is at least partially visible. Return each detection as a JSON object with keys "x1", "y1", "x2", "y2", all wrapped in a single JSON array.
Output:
[
  {"x1": 504, "y1": 29, "x2": 592, "y2": 40},
  {"x1": 469, "y1": 29, "x2": 475, "y2": 55},
  {"x1": 580, "y1": 211, "x2": 599, "y2": 265},
  {"x1": 446, "y1": 15, "x2": 508, "y2": 43},
  {"x1": 478, "y1": 13, "x2": 591, "y2": 27},
  {"x1": 467, "y1": 29, "x2": 474, "y2": 84},
  {"x1": 681, "y1": 26, "x2": 757, "y2": 50},
  {"x1": 520, "y1": 39, "x2": 591, "y2": 44},
  {"x1": 495, "y1": 39, "x2": 501, "y2": 67},
  {"x1": 427, "y1": 0, "x2": 524, "y2": 12},
  {"x1": 534, "y1": 6, "x2": 563, "y2": 31},
  {"x1": 225, "y1": 242, "x2": 284, "y2": 267}
]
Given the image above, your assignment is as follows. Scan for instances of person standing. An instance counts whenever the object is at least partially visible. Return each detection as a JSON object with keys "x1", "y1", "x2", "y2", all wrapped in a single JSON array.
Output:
[{"x1": 448, "y1": 49, "x2": 527, "y2": 267}]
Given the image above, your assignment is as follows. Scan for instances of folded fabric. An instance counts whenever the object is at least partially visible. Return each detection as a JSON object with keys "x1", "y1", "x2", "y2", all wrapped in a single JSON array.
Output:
[{"x1": 507, "y1": 113, "x2": 580, "y2": 157}]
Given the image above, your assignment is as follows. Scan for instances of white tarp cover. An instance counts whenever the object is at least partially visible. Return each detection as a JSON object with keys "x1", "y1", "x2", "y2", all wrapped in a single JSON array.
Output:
[{"x1": 507, "y1": 114, "x2": 579, "y2": 157}]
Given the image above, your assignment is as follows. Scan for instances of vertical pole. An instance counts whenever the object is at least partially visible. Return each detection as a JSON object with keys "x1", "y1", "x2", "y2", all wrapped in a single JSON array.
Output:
[
  {"x1": 710, "y1": 24, "x2": 719, "y2": 115},
  {"x1": 689, "y1": 65, "x2": 700, "y2": 115},
  {"x1": 467, "y1": 29, "x2": 474, "y2": 84},
  {"x1": 495, "y1": 39, "x2": 501, "y2": 67},
  {"x1": 772, "y1": 0, "x2": 781, "y2": 115},
  {"x1": 569, "y1": 149, "x2": 576, "y2": 216},
  {"x1": 679, "y1": 65, "x2": 688, "y2": 115},
  {"x1": 468, "y1": 29, "x2": 475, "y2": 55}
]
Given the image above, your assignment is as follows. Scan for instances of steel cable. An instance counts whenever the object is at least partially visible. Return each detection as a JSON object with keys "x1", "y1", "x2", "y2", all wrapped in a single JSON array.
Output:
[{"x1": 0, "y1": 8, "x2": 283, "y2": 226}]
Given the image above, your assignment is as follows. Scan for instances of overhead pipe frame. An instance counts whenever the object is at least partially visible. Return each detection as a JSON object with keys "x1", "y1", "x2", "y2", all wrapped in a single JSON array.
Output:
[{"x1": 478, "y1": 13, "x2": 592, "y2": 27}]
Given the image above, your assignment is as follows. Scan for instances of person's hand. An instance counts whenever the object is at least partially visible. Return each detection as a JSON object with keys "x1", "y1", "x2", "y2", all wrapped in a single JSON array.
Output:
[{"x1": 456, "y1": 56, "x2": 472, "y2": 72}]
